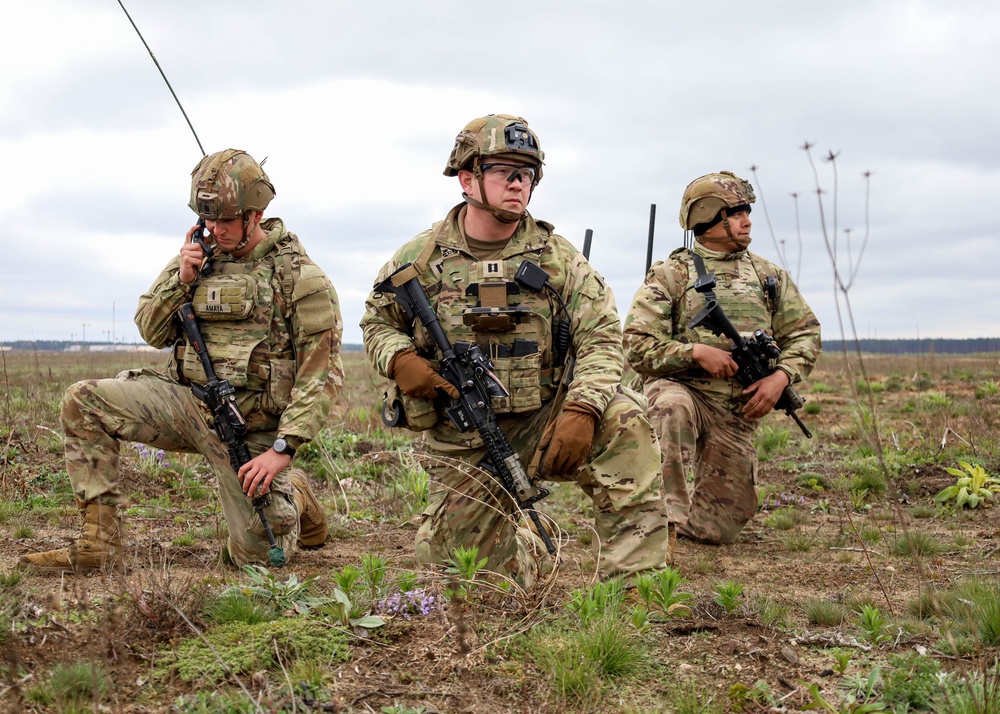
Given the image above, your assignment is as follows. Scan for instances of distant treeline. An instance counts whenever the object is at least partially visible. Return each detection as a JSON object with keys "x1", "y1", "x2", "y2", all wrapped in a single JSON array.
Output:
[
  {"x1": 3, "y1": 340, "x2": 995, "y2": 355},
  {"x1": 823, "y1": 338, "x2": 1000, "y2": 354}
]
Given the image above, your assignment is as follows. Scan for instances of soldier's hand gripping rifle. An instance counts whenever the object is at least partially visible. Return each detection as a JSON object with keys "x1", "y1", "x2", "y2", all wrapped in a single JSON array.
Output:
[
  {"x1": 177, "y1": 303, "x2": 287, "y2": 566},
  {"x1": 688, "y1": 276, "x2": 813, "y2": 438},
  {"x1": 375, "y1": 264, "x2": 558, "y2": 556}
]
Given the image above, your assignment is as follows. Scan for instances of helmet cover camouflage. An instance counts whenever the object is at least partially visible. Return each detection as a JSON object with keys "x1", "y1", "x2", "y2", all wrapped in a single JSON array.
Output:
[
  {"x1": 679, "y1": 170, "x2": 756, "y2": 231},
  {"x1": 444, "y1": 114, "x2": 545, "y2": 184},
  {"x1": 189, "y1": 149, "x2": 276, "y2": 220}
]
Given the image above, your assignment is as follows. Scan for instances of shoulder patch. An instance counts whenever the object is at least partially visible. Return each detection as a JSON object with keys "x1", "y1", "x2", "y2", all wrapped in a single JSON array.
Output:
[{"x1": 291, "y1": 264, "x2": 331, "y2": 301}]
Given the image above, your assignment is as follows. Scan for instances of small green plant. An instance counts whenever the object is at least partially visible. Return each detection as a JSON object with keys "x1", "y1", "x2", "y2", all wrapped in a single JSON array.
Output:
[
  {"x1": 859, "y1": 525, "x2": 882, "y2": 546},
  {"x1": 225, "y1": 565, "x2": 325, "y2": 614},
  {"x1": 567, "y1": 578, "x2": 626, "y2": 626},
  {"x1": 756, "y1": 425, "x2": 790, "y2": 461},
  {"x1": 783, "y1": 532, "x2": 818, "y2": 552},
  {"x1": 884, "y1": 374, "x2": 903, "y2": 392},
  {"x1": 360, "y1": 552, "x2": 390, "y2": 600},
  {"x1": 803, "y1": 401, "x2": 822, "y2": 415},
  {"x1": 714, "y1": 580, "x2": 744, "y2": 616},
  {"x1": 935, "y1": 461, "x2": 1000, "y2": 509},
  {"x1": 912, "y1": 372, "x2": 934, "y2": 391},
  {"x1": 395, "y1": 464, "x2": 429, "y2": 515},
  {"x1": 838, "y1": 666, "x2": 888, "y2": 712},
  {"x1": 729, "y1": 679, "x2": 775, "y2": 711},
  {"x1": 203, "y1": 590, "x2": 275, "y2": 625},
  {"x1": 333, "y1": 565, "x2": 361, "y2": 596},
  {"x1": 396, "y1": 570, "x2": 419, "y2": 593},
  {"x1": 752, "y1": 595, "x2": 792, "y2": 627},
  {"x1": 975, "y1": 380, "x2": 999, "y2": 399},
  {"x1": 42, "y1": 660, "x2": 110, "y2": 706},
  {"x1": 921, "y1": 392, "x2": 952, "y2": 409},
  {"x1": 0, "y1": 568, "x2": 23, "y2": 587},
  {"x1": 579, "y1": 615, "x2": 648, "y2": 677},
  {"x1": 831, "y1": 648, "x2": 851, "y2": 674},
  {"x1": 880, "y1": 651, "x2": 943, "y2": 712},
  {"x1": 857, "y1": 604, "x2": 891, "y2": 646},
  {"x1": 797, "y1": 471, "x2": 831, "y2": 491},
  {"x1": 805, "y1": 598, "x2": 848, "y2": 627},
  {"x1": 444, "y1": 546, "x2": 488, "y2": 598},
  {"x1": 890, "y1": 531, "x2": 944, "y2": 558},
  {"x1": 765, "y1": 508, "x2": 797, "y2": 530},
  {"x1": 316, "y1": 588, "x2": 386, "y2": 630},
  {"x1": 634, "y1": 566, "x2": 693, "y2": 619},
  {"x1": 811, "y1": 498, "x2": 832, "y2": 514}
]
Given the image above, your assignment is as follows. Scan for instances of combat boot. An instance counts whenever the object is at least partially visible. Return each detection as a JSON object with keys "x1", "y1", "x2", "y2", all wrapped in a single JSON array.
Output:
[
  {"x1": 667, "y1": 522, "x2": 677, "y2": 566},
  {"x1": 290, "y1": 471, "x2": 328, "y2": 548},
  {"x1": 20, "y1": 501, "x2": 122, "y2": 573}
]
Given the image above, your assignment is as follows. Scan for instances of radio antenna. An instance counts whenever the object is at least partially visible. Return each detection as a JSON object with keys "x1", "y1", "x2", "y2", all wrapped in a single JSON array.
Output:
[{"x1": 117, "y1": 0, "x2": 205, "y2": 156}]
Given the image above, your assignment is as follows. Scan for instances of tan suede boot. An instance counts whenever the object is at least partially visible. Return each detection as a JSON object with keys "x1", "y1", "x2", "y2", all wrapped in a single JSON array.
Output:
[
  {"x1": 290, "y1": 471, "x2": 328, "y2": 548},
  {"x1": 667, "y1": 522, "x2": 677, "y2": 567},
  {"x1": 20, "y1": 501, "x2": 122, "y2": 573}
]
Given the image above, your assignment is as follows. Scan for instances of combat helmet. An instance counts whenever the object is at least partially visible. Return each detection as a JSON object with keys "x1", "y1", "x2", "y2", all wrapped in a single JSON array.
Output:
[
  {"x1": 189, "y1": 149, "x2": 275, "y2": 222},
  {"x1": 679, "y1": 170, "x2": 755, "y2": 234},
  {"x1": 444, "y1": 114, "x2": 544, "y2": 224}
]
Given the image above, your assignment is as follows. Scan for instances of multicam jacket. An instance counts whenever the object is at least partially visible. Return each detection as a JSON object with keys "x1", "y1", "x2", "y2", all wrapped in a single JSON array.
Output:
[
  {"x1": 623, "y1": 242, "x2": 821, "y2": 412},
  {"x1": 361, "y1": 204, "x2": 624, "y2": 438},
  {"x1": 135, "y1": 217, "x2": 344, "y2": 444}
]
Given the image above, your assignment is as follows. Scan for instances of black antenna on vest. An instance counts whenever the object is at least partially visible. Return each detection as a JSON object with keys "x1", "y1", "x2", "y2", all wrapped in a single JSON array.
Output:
[{"x1": 117, "y1": 0, "x2": 205, "y2": 157}]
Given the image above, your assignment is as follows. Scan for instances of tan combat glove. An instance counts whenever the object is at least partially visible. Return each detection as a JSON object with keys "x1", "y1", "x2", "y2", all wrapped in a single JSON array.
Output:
[
  {"x1": 388, "y1": 349, "x2": 459, "y2": 400},
  {"x1": 539, "y1": 401, "x2": 601, "y2": 475}
]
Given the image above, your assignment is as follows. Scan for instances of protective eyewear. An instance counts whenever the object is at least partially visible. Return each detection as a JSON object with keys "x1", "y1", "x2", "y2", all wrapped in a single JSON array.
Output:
[{"x1": 481, "y1": 163, "x2": 537, "y2": 185}]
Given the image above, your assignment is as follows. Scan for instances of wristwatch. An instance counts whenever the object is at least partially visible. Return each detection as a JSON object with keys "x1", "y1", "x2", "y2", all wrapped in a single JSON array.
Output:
[{"x1": 272, "y1": 437, "x2": 296, "y2": 458}]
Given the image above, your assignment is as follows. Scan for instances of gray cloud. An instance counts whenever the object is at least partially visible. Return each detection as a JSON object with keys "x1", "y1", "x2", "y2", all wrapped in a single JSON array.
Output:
[{"x1": 2, "y1": 0, "x2": 998, "y2": 347}]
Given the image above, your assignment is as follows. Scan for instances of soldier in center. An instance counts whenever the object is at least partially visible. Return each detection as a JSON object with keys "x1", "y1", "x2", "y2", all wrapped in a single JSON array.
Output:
[{"x1": 361, "y1": 114, "x2": 670, "y2": 583}]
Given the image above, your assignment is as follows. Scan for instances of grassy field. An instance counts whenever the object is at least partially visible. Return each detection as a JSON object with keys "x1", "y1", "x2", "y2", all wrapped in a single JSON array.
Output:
[{"x1": 2, "y1": 348, "x2": 1000, "y2": 713}]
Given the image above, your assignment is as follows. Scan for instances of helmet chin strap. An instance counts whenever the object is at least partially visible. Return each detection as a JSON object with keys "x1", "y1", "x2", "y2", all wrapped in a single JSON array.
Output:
[
  {"x1": 462, "y1": 157, "x2": 529, "y2": 224},
  {"x1": 698, "y1": 212, "x2": 751, "y2": 250},
  {"x1": 236, "y1": 213, "x2": 254, "y2": 251}
]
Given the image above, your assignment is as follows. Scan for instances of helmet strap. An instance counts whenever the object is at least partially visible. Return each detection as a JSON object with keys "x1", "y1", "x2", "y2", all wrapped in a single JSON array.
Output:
[
  {"x1": 461, "y1": 157, "x2": 525, "y2": 225},
  {"x1": 231, "y1": 212, "x2": 253, "y2": 253}
]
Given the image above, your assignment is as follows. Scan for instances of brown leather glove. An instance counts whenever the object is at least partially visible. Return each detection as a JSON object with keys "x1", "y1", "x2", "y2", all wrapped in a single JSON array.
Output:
[
  {"x1": 387, "y1": 349, "x2": 459, "y2": 400},
  {"x1": 539, "y1": 401, "x2": 601, "y2": 476}
]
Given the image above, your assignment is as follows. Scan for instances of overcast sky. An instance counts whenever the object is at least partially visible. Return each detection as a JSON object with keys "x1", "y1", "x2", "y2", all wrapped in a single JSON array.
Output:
[{"x1": 2, "y1": 0, "x2": 998, "y2": 347}]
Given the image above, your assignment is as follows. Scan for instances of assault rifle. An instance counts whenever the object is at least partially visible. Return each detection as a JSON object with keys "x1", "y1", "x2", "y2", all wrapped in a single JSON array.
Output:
[
  {"x1": 178, "y1": 303, "x2": 287, "y2": 566},
  {"x1": 688, "y1": 278, "x2": 813, "y2": 439},
  {"x1": 375, "y1": 263, "x2": 558, "y2": 555}
]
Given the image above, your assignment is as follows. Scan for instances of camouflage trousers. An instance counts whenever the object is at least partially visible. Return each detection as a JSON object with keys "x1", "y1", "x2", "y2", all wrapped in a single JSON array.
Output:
[
  {"x1": 416, "y1": 386, "x2": 669, "y2": 582},
  {"x1": 644, "y1": 379, "x2": 758, "y2": 545},
  {"x1": 60, "y1": 368, "x2": 299, "y2": 566}
]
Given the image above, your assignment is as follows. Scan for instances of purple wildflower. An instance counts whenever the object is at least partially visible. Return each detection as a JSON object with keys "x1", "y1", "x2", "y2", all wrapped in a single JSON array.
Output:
[{"x1": 376, "y1": 588, "x2": 440, "y2": 620}]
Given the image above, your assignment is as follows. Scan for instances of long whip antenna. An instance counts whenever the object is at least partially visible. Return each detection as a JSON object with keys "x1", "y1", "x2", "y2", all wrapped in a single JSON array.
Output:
[{"x1": 117, "y1": 0, "x2": 205, "y2": 156}]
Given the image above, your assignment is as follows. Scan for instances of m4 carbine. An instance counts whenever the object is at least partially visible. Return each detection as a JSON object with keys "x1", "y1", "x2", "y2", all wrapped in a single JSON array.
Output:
[
  {"x1": 178, "y1": 303, "x2": 287, "y2": 566},
  {"x1": 688, "y1": 282, "x2": 812, "y2": 439},
  {"x1": 375, "y1": 263, "x2": 558, "y2": 555}
]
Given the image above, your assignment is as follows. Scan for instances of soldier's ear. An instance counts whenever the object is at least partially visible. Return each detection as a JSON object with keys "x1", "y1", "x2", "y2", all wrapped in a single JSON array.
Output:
[{"x1": 457, "y1": 169, "x2": 477, "y2": 198}]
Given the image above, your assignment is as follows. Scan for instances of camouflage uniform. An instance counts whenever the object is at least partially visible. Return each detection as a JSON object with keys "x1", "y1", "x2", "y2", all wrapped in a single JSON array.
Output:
[
  {"x1": 61, "y1": 218, "x2": 344, "y2": 565},
  {"x1": 624, "y1": 242, "x2": 820, "y2": 543},
  {"x1": 362, "y1": 204, "x2": 669, "y2": 579}
]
